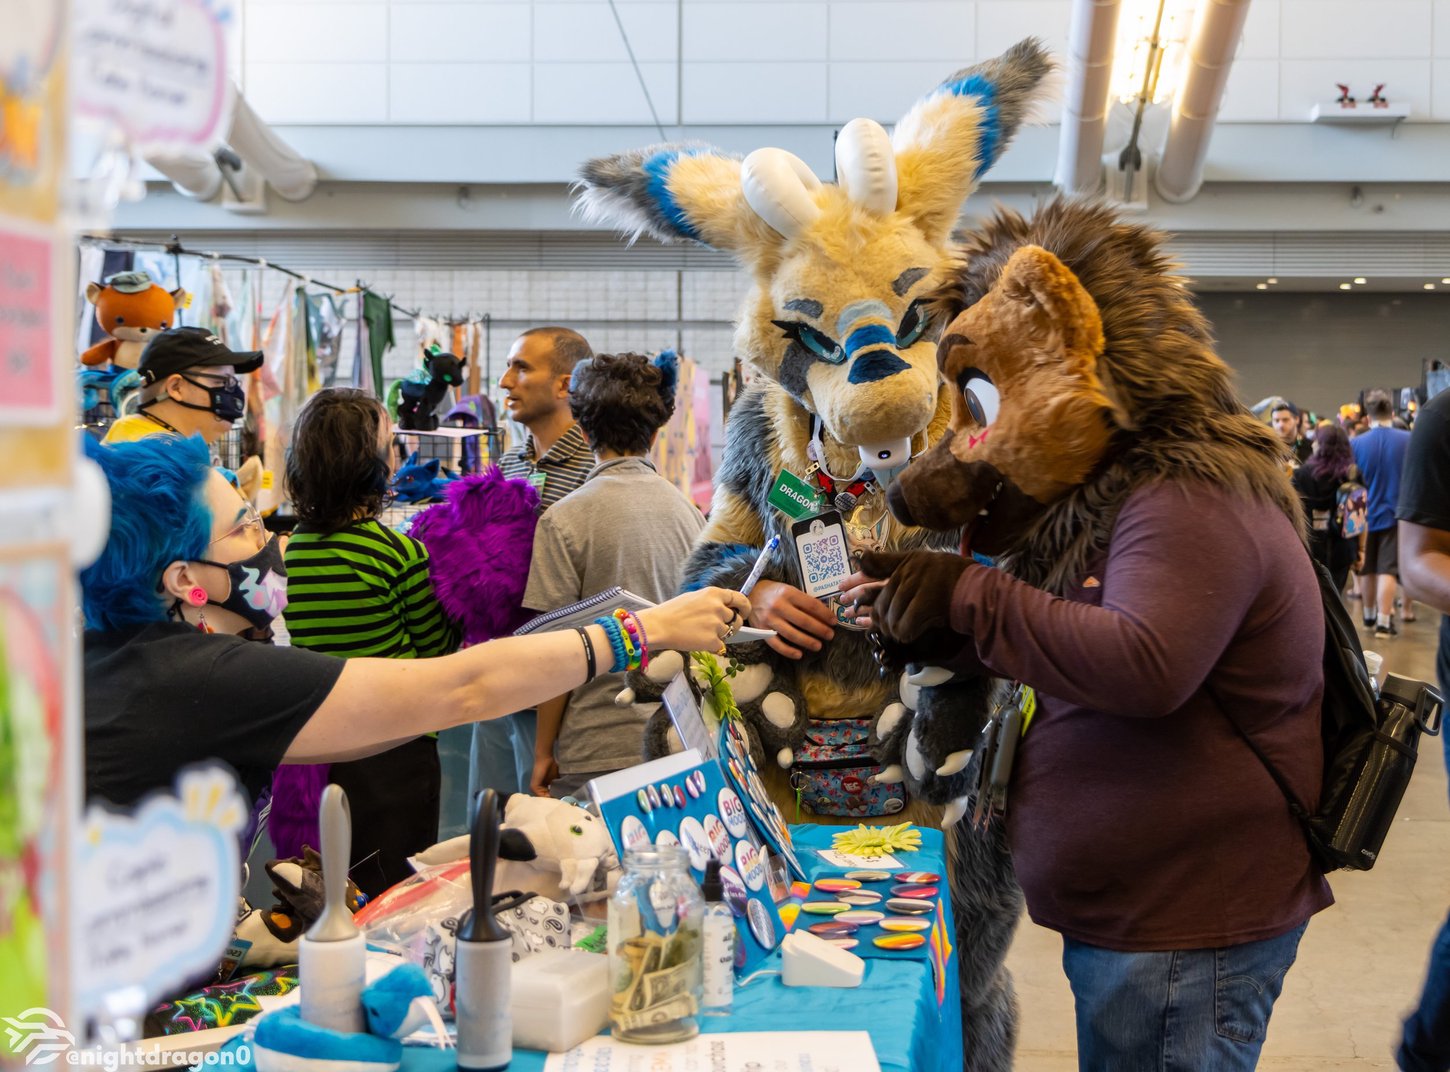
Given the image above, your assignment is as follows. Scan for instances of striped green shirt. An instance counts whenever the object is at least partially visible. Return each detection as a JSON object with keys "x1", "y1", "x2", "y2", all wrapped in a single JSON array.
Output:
[{"x1": 283, "y1": 520, "x2": 459, "y2": 660}]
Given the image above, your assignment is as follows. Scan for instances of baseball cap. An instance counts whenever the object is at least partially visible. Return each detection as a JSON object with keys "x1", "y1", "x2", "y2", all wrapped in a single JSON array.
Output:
[{"x1": 138, "y1": 326, "x2": 264, "y2": 383}]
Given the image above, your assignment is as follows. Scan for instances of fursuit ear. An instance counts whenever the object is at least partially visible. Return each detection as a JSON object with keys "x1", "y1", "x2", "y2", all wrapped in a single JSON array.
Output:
[
  {"x1": 893, "y1": 38, "x2": 1054, "y2": 246},
  {"x1": 652, "y1": 348, "x2": 679, "y2": 400},
  {"x1": 574, "y1": 142, "x2": 787, "y2": 267}
]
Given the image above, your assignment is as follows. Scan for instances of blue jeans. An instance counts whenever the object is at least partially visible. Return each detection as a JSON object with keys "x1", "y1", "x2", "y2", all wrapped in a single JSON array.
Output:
[
  {"x1": 1397, "y1": 636, "x2": 1450, "y2": 1072},
  {"x1": 1062, "y1": 923, "x2": 1308, "y2": 1072},
  {"x1": 467, "y1": 710, "x2": 537, "y2": 802}
]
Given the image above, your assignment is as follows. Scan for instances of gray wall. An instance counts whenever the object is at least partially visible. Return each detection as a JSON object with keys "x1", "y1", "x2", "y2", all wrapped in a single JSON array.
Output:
[{"x1": 1198, "y1": 293, "x2": 1450, "y2": 416}]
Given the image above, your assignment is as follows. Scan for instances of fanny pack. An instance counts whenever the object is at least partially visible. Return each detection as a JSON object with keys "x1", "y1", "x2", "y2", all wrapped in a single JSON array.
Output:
[{"x1": 791, "y1": 717, "x2": 906, "y2": 818}]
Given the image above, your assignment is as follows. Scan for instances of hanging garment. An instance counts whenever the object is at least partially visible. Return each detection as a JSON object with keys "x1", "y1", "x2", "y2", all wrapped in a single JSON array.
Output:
[{"x1": 360, "y1": 290, "x2": 394, "y2": 400}]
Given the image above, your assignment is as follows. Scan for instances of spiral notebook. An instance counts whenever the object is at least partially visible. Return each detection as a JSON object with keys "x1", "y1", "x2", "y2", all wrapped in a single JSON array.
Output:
[{"x1": 513, "y1": 585, "x2": 775, "y2": 643}]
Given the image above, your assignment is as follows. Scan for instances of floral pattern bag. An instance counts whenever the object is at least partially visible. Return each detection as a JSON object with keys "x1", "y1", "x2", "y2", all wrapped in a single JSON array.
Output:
[{"x1": 791, "y1": 717, "x2": 906, "y2": 818}]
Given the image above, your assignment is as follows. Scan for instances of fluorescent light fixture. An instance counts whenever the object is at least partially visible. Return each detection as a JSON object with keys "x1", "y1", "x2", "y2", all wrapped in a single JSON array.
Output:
[
  {"x1": 1111, "y1": 0, "x2": 1199, "y2": 105},
  {"x1": 1353, "y1": 277, "x2": 1367, "y2": 285}
]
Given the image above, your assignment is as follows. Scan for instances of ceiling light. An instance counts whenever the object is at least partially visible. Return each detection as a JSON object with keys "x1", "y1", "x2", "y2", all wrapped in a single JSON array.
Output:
[
  {"x1": 1266, "y1": 277, "x2": 1278, "y2": 284},
  {"x1": 1354, "y1": 277, "x2": 1367, "y2": 285},
  {"x1": 1111, "y1": 0, "x2": 1198, "y2": 105},
  {"x1": 1441, "y1": 277, "x2": 1450, "y2": 284},
  {"x1": 1426, "y1": 283, "x2": 1438, "y2": 290},
  {"x1": 1255, "y1": 283, "x2": 1268, "y2": 290},
  {"x1": 1339, "y1": 283, "x2": 1352, "y2": 290}
]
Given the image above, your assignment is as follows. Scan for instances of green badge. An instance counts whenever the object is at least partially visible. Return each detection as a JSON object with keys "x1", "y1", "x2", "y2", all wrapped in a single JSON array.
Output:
[
  {"x1": 767, "y1": 468, "x2": 824, "y2": 520},
  {"x1": 527, "y1": 471, "x2": 548, "y2": 495}
]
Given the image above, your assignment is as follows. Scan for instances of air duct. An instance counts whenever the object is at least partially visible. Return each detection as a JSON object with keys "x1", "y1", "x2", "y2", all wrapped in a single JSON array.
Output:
[
  {"x1": 1055, "y1": 0, "x2": 1124, "y2": 193},
  {"x1": 144, "y1": 87, "x2": 317, "y2": 206},
  {"x1": 1154, "y1": 0, "x2": 1252, "y2": 203}
]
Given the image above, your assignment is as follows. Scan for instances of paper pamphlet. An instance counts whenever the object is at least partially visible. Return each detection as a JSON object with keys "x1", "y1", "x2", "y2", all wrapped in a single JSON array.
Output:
[
  {"x1": 515, "y1": 585, "x2": 775, "y2": 643},
  {"x1": 543, "y1": 1030, "x2": 882, "y2": 1072}
]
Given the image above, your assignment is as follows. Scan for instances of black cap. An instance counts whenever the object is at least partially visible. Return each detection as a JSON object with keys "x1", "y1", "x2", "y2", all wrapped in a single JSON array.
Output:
[
  {"x1": 138, "y1": 326, "x2": 264, "y2": 384},
  {"x1": 701, "y1": 858, "x2": 724, "y2": 903}
]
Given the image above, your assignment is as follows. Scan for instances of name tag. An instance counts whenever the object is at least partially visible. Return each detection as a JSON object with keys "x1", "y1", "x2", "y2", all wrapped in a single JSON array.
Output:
[{"x1": 528, "y1": 471, "x2": 548, "y2": 495}]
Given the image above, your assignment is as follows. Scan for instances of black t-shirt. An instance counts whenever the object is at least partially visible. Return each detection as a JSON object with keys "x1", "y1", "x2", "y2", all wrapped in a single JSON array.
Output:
[
  {"x1": 1397, "y1": 389, "x2": 1450, "y2": 692},
  {"x1": 84, "y1": 622, "x2": 345, "y2": 808}
]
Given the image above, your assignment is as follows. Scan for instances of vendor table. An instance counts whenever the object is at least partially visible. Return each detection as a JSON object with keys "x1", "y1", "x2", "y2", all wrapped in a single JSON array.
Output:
[{"x1": 223, "y1": 823, "x2": 963, "y2": 1072}]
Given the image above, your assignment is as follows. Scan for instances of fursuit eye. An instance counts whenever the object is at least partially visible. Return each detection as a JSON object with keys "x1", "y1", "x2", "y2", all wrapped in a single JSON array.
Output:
[
  {"x1": 772, "y1": 319, "x2": 846, "y2": 365},
  {"x1": 960, "y1": 372, "x2": 1000, "y2": 428},
  {"x1": 896, "y1": 300, "x2": 930, "y2": 348}
]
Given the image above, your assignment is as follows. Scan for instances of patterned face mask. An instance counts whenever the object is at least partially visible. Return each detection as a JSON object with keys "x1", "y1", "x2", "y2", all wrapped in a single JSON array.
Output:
[{"x1": 196, "y1": 534, "x2": 289, "y2": 630}]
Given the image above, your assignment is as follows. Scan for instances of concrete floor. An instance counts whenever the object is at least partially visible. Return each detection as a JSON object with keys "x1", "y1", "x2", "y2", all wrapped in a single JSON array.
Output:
[{"x1": 1005, "y1": 609, "x2": 1449, "y2": 1072}]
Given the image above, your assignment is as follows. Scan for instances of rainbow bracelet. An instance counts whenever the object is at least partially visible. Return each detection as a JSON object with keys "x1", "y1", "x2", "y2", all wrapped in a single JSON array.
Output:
[{"x1": 614, "y1": 608, "x2": 649, "y2": 670}]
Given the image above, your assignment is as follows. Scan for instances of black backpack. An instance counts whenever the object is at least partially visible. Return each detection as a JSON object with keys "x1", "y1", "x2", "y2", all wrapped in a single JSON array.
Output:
[{"x1": 1223, "y1": 558, "x2": 1442, "y2": 872}]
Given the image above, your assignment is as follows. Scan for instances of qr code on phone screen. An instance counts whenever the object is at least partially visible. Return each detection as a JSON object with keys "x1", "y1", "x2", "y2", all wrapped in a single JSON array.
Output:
[{"x1": 802, "y1": 532, "x2": 846, "y2": 587}]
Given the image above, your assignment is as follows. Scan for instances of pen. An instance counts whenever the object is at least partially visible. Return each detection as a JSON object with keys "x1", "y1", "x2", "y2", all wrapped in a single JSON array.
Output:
[{"x1": 739, "y1": 534, "x2": 780, "y2": 597}]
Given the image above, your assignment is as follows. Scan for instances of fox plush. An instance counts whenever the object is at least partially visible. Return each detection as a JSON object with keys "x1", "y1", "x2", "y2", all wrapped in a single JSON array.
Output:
[{"x1": 80, "y1": 271, "x2": 187, "y2": 369}]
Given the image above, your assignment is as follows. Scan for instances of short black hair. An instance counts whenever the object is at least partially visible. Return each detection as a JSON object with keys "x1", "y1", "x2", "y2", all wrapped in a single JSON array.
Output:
[
  {"x1": 519, "y1": 326, "x2": 593, "y2": 377},
  {"x1": 1364, "y1": 389, "x2": 1393, "y2": 420},
  {"x1": 569, "y1": 352, "x2": 674, "y2": 455},
  {"x1": 1270, "y1": 399, "x2": 1298, "y2": 418},
  {"x1": 286, "y1": 388, "x2": 391, "y2": 533}
]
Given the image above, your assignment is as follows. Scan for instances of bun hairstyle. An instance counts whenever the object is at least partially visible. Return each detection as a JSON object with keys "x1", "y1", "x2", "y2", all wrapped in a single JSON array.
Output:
[
  {"x1": 286, "y1": 388, "x2": 392, "y2": 533},
  {"x1": 569, "y1": 351, "x2": 678, "y2": 455}
]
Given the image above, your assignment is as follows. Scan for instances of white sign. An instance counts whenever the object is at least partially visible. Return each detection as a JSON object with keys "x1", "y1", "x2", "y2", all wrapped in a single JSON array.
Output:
[
  {"x1": 72, "y1": 766, "x2": 247, "y2": 1021},
  {"x1": 71, "y1": 0, "x2": 235, "y2": 153},
  {"x1": 544, "y1": 1031, "x2": 881, "y2": 1072}
]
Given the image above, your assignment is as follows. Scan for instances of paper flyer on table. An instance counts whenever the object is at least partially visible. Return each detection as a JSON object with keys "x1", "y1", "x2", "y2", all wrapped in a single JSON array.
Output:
[
  {"x1": 815, "y1": 848, "x2": 902, "y2": 870},
  {"x1": 543, "y1": 1030, "x2": 881, "y2": 1072}
]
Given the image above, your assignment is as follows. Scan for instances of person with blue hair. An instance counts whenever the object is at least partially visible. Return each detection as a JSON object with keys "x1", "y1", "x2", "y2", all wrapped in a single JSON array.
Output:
[{"x1": 80, "y1": 433, "x2": 750, "y2": 812}]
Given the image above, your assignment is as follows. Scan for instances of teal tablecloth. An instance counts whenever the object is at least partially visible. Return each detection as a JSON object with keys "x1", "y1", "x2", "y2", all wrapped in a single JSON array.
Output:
[{"x1": 227, "y1": 824, "x2": 962, "y2": 1072}]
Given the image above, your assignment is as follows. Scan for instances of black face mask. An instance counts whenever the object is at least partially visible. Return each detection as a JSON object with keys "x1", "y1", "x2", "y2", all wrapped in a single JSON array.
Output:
[
  {"x1": 194, "y1": 534, "x2": 289, "y2": 630},
  {"x1": 151, "y1": 373, "x2": 248, "y2": 422}
]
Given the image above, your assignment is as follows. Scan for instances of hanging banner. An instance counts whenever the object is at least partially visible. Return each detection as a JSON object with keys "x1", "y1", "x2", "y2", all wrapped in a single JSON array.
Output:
[
  {"x1": 0, "y1": 220, "x2": 61, "y2": 425},
  {"x1": 71, "y1": 0, "x2": 236, "y2": 154}
]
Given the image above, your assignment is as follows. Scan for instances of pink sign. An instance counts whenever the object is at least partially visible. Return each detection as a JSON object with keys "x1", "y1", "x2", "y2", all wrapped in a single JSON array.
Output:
[{"x1": 0, "y1": 228, "x2": 55, "y2": 421}]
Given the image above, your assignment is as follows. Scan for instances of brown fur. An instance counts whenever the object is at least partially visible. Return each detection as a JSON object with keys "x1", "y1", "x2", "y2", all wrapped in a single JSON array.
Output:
[{"x1": 924, "y1": 198, "x2": 1303, "y2": 594}]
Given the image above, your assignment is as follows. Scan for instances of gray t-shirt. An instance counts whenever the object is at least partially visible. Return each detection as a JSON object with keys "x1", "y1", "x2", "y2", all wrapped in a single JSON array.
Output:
[{"x1": 523, "y1": 456, "x2": 705, "y2": 774}]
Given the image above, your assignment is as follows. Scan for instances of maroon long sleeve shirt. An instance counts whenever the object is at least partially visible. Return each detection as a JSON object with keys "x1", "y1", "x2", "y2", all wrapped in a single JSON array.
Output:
[{"x1": 951, "y1": 479, "x2": 1333, "y2": 950}]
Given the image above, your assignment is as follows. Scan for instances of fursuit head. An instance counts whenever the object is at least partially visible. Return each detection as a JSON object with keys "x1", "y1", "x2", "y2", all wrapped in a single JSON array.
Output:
[{"x1": 575, "y1": 40, "x2": 1054, "y2": 1072}]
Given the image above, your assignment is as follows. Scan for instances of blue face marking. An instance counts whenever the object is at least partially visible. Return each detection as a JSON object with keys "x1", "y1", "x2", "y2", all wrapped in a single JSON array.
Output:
[{"x1": 845, "y1": 323, "x2": 896, "y2": 357}]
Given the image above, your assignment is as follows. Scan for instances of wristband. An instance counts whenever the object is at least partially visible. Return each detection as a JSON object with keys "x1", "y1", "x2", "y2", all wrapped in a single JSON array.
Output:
[
  {"x1": 576, "y1": 626, "x2": 596, "y2": 681},
  {"x1": 594, "y1": 615, "x2": 629, "y2": 674}
]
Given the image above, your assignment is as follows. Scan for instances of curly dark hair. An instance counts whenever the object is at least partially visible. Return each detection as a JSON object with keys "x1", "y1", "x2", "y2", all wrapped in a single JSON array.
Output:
[
  {"x1": 569, "y1": 352, "x2": 675, "y2": 455},
  {"x1": 286, "y1": 388, "x2": 391, "y2": 533}
]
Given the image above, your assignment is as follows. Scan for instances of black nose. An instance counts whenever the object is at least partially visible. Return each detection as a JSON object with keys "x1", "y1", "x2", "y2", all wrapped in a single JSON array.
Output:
[
  {"x1": 848, "y1": 349, "x2": 910, "y2": 385},
  {"x1": 886, "y1": 480, "x2": 915, "y2": 526}
]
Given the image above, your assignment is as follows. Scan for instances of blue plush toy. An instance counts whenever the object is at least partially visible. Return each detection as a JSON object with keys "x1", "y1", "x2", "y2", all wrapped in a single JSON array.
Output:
[{"x1": 390, "y1": 452, "x2": 456, "y2": 505}]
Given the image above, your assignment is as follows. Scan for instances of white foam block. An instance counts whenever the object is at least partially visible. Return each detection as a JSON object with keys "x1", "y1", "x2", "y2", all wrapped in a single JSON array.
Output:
[{"x1": 781, "y1": 931, "x2": 865, "y2": 989}]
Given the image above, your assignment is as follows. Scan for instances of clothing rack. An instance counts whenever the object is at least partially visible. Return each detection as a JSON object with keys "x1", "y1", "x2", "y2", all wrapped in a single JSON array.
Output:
[{"x1": 77, "y1": 232, "x2": 492, "y2": 330}]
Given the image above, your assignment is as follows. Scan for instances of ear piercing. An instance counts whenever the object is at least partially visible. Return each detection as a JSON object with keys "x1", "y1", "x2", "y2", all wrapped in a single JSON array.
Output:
[{"x1": 187, "y1": 586, "x2": 208, "y2": 607}]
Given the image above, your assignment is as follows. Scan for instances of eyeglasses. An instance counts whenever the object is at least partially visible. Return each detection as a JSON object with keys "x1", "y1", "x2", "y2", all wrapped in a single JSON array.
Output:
[
  {"x1": 209, "y1": 503, "x2": 266, "y2": 547},
  {"x1": 182, "y1": 371, "x2": 240, "y2": 391}
]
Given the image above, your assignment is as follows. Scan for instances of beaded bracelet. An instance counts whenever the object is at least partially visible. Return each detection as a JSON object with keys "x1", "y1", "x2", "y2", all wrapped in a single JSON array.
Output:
[
  {"x1": 613, "y1": 608, "x2": 649, "y2": 670},
  {"x1": 594, "y1": 614, "x2": 629, "y2": 674}
]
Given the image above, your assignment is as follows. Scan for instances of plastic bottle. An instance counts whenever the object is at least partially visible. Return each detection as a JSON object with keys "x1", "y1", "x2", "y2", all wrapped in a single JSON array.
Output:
[{"x1": 700, "y1": 859, "x2": 735, "y2": 1014}]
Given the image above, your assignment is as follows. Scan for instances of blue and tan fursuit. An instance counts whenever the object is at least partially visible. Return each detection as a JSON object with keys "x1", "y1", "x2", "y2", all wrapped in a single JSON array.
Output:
[{"x1": 575, "y1": 40, "x2": 1053, "y2": 1071}]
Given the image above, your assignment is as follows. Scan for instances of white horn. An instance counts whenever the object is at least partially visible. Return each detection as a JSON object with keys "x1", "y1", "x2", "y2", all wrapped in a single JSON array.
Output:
[
  {"x1": 741, "y1": 147, "x2": 822, "y2": 238},
  {"x1": 835, "y1": 117, "x2": 897, "y2": 216}
]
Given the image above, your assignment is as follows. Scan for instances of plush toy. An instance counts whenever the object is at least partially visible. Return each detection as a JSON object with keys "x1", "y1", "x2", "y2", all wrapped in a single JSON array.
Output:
[
  {"x1": 576, "y1": 41, "x2": 1049, "y2": 1072},
  {"x1": 389, "y1": 452, "x2": 456, "y2": 505},
  {"x1": 411, "y1": 792, "x2": 618, "y2": 902},
  {"x1": 396, "y1": 346, "x2": 467, "y2": 431},
  {"x1": 410, "y1": 467, "x2": 541, "y2": 645},
  {"x1": 80, "y1": 270, "x2": 187, "y2": 369},
  {"x1": 230, "y1": 846, "x2": 366, "y2": 974}
]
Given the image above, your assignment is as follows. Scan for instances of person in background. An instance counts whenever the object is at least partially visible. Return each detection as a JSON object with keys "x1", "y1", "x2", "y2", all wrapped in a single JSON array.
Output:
[
  {"x1": 1292, "y1": 421, "x2": 1365, "y2": 592},
  {"x1": 81, "y1": 433, "x2": 747, "y2": 816},
  {"x1": 469, "y1": 327, "x2": 597, "y2": 803},
  {"x1": 1352, "y1": 389, "x2": 1413, "y2": 637},
  {"x1": 278, "y1": 389, "x2": 459, "y2": 896},
  {"x1": 103, "y1": 327, "x2": 262, "y2": 449},
  {"x1": 1271, "y1": 399, "x2": 1313, "y2": 465},
  {"x1": 526, "y1": 352, "x2": 705, "y2": 799},
  {"x1": 1394, "y1": 385, "x2": 1450, "y2": 1072}
]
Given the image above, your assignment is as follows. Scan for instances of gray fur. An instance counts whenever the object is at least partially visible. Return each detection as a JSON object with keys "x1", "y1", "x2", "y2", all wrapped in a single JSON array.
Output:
[
  {"x1": 776, "y1": 340, "x2": 815, "y2": 405},
  {"x1": 784, "y1": 298, "x2": 824, "y2": 317},
  {"x1": 938, "y1": 37, "x2": 1055, "y2": 163},
  {"x1": 574, "y1": 142, "x2": 724, "y2": 247},
  {"x1": 892, "y1": 267, "x2": 930, "y2": 297}
]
